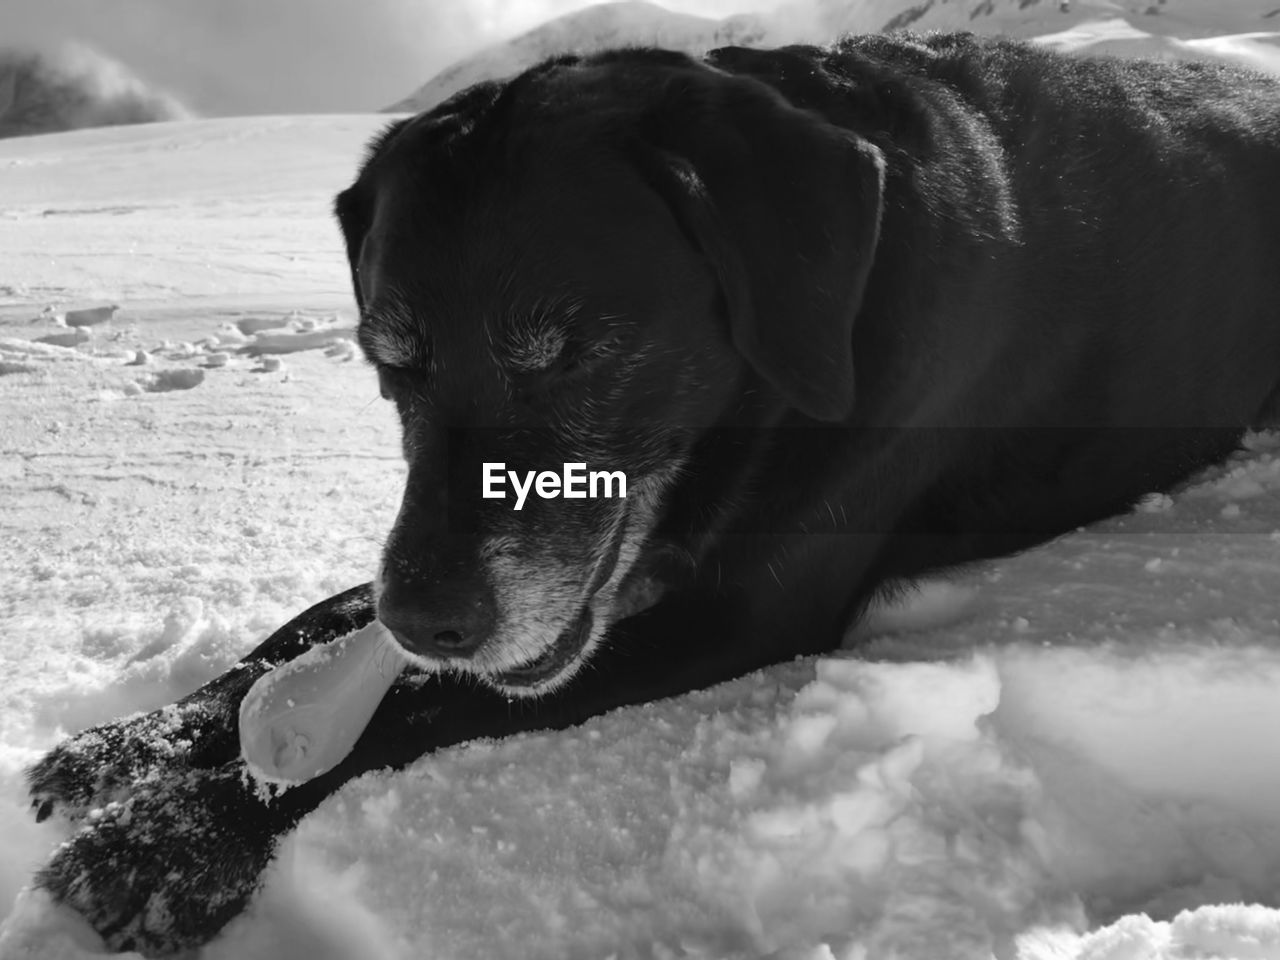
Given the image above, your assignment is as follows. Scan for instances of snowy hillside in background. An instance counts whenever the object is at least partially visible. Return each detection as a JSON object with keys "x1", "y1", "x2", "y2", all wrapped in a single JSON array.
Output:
[
  {"x1": 387, "y1": 0, "x2": 770, "y2": 113},
  {"x1": 390, "y1": 0, "x2": 1280, "y2": 112},
  {"x1": 0, "y1": 43, "x2": 189, "y2": 141},
  {"x1": 1033, "y1": 16, "x2": 1280, "y2": 73},
  {"x1": 833, "y1": 0, "x2": 1280, "y2": 37},
  {"x1": 4, "y1": 49, "x2": 1280, "y2": 960}
]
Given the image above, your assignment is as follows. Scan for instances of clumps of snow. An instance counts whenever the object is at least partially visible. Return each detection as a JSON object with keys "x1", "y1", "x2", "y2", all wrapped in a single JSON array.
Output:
[
  {"x1": 1028, "y1": 903, "x2": 1280, "y2": 959},
  {"x1": 241, "y1": 323, "x2": 355, "y2": 358},
  {"x1": 1194, "y1": 458, "x2": 1280, "y2": 502},
  {"x1": 212, "y1": 312, "x2": 360, "y2": 360},
  {"x1": 1137, "y1": 492, "x2": 1174, "y2": 513},
  {"x1": 1244, "y1": 432, "x2": 1280, "y2": 455},
  {"x1": 5, "y1": 306, "x2": 355, "y2": 390}
]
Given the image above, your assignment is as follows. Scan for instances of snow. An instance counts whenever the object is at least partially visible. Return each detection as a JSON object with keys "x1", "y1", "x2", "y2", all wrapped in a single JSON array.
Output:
[
  {"x1": 3, "y1": 86, "x2": 1280, "y2": 960},
  {"x1": 1034, "y1": 18, "x2": 1280, "y2": 76}
]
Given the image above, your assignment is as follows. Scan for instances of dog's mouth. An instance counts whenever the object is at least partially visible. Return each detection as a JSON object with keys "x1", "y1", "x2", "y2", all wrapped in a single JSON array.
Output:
[
  {"x1": 494, "y1": 605, "x2": 594, "y2": 689},
  {"x1": 490, "y1": 506, "x2": 630, "y2": 691}
]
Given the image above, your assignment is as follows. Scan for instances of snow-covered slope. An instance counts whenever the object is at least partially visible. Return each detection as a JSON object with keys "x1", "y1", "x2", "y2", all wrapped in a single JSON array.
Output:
[
  {"x1": 1033, "y1": 16, "x2": 1280, "y2": 74},
  {"x1": 828, "y1": 0, "x2": 1280, "y2": 38},
  {"x1": 3, "y1": 106, "x2": 1280, "y2": 959},
  {"x1": 0, "y1": 43, "x2": 188, "y2": 141},
  {"x1": 391, "y1": 0, "x2": 1280, "y2": 114},
  {"x1": 0, "y1": 114, "x2": 384, "y2": 307}
]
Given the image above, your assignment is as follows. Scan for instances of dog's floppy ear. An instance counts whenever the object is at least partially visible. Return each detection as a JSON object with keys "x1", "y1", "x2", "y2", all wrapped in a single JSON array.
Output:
[
  {"x1": 634, "y1": 70, "x2": 885, "y2": 422},
  {"x1": 334, "y1": 186, "x2": 371, "y2": 313},
  {"x1": 332, "y1": 119, "x2": 413, "y2": 315}
]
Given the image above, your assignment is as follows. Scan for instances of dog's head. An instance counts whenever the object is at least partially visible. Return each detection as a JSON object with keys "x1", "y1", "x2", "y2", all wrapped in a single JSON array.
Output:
[{"x1": 334, "y1": 49, "x2": 885, "y2": 695}]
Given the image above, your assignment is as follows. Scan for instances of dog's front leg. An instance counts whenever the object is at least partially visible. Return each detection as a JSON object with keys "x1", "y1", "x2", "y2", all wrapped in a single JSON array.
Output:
[
  {"x1": 29, "y1": 663, "x2": 512, "y2": 956},
  {"x1": 33, "y1": 760, "x2": 297, "y2": 956},
  {"x1": 23, "y1": 584, "x2": 381, "y2": 955}
]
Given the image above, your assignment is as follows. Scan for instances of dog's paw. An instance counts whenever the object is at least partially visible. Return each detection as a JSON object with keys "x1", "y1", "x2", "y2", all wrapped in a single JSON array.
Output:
[
  {"x1": 36, "y1": 764, "x2": 279, "y2": 957},
  {"x1": 26, "y1": 694, "x2": 247, "y2": 825}
]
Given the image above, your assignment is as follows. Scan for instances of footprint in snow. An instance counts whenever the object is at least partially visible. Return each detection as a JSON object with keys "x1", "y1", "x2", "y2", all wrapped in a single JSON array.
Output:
[
  {"x1": 0, "y1": 337, "x2": 95, "y2": 368},
  {"x1": 34, "y1": 328, "x2": 91, "y2": 349},
  {"x1": 137, "y1": 368, "x2": 205, "y2": 393},
  {"x1": 235, "y1": 315, "x2": 292, "y2": 336},
  {"x1": 64, "y1": 304, "x2": 119, "y2": 328}
]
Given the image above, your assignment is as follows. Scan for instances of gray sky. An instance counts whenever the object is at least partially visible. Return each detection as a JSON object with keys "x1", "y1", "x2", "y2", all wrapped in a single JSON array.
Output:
[{"x1": 6, "y1": 0, "x2": 776, "y2": 116}]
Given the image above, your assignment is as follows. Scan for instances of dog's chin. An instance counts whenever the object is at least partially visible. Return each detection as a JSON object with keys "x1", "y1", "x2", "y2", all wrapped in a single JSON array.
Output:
[{"x1": 489, "y1": 605, "x2": 596, "y2": 696}]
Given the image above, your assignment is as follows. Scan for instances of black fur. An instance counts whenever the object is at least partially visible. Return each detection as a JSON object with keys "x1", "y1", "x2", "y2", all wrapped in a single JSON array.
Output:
[{"x1": 27, "y1": 33, "x2": 1280, "y2": 954}]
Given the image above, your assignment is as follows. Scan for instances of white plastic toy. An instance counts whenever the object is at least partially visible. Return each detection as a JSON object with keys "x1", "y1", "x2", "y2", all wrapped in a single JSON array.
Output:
[{"x1": 239, "y1": 619, "x2": 406, "y2": 786}]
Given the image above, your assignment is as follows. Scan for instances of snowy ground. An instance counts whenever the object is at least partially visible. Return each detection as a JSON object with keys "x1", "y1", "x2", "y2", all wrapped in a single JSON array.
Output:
[{"x1": 4, "y1": 70, "x2": 1280, "y2": 960}]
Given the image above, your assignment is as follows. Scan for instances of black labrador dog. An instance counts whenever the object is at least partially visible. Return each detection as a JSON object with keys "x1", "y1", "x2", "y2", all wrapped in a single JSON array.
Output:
[{"x1": 26, "y1": 32, "x2": 1280, "y2": 954}]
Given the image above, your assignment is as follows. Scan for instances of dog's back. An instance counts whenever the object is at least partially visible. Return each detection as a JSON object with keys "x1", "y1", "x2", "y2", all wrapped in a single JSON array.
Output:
[{"x1": 703, "y1": 35, "x2": 1280, "y2": 572}]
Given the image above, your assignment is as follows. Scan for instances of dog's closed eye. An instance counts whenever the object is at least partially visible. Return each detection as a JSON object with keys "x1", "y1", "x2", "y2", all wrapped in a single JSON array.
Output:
[
  {"x1": 358, "y1": 293, "x2": 431, "y2": 371},
  {"x1": 503, "y1": 305, "x2": 630, "y2": 382},
  {"x1": 506, "y1": 336, "x2": 629, "y2": 388}
]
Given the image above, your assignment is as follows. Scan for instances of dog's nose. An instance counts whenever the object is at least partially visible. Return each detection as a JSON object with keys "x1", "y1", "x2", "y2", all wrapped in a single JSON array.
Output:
[{"x1": 378, "y1": 576, "x2": 496, "y2": 661}]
